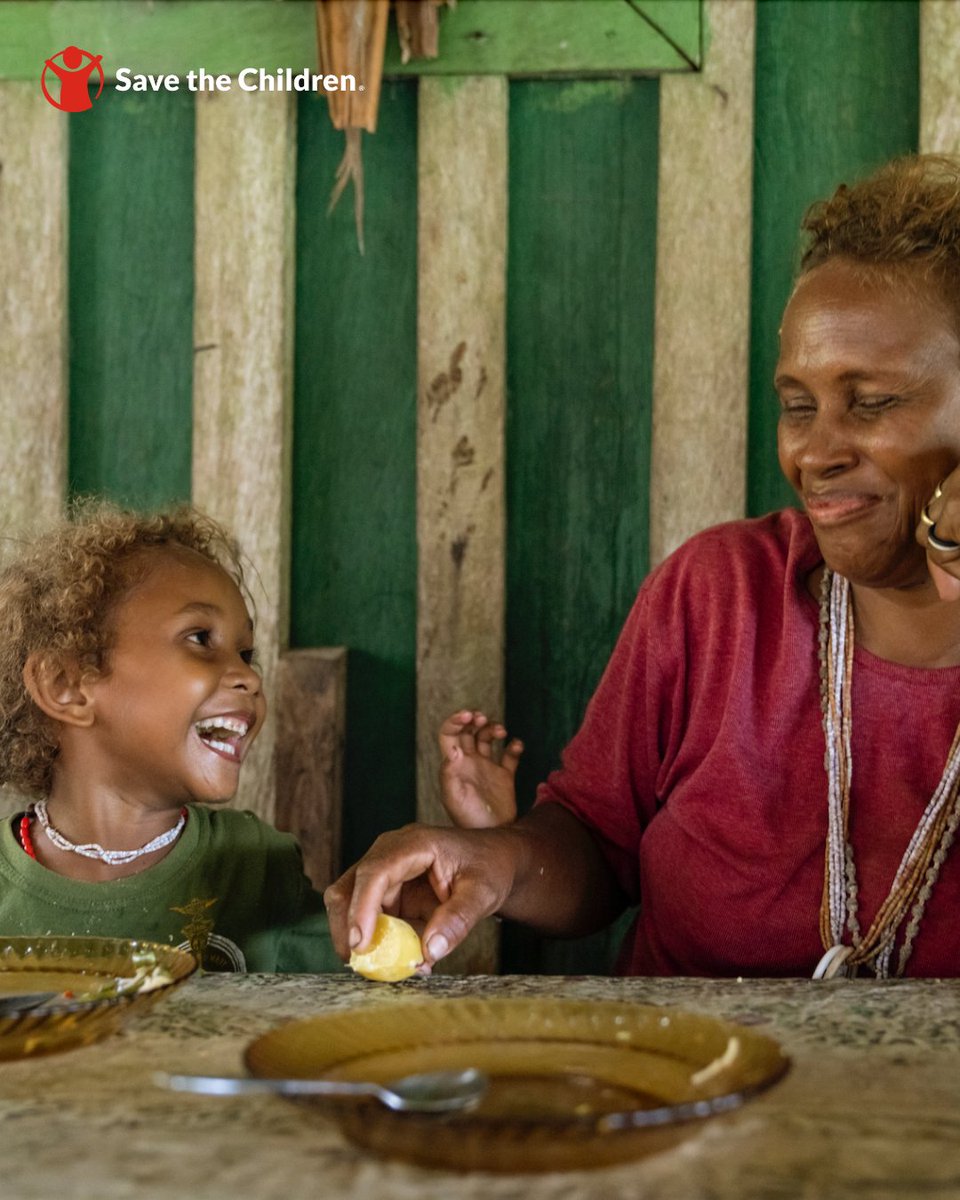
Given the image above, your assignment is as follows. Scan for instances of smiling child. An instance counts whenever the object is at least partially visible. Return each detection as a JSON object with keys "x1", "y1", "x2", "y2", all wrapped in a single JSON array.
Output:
[{"x1": 0, "y1": 503, "x2": 340, "y2": 972}]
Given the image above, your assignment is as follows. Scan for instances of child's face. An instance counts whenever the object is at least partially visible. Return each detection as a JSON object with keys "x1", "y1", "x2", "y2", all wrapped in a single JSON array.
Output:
[{"x1": 81, "y1": 548, "x2": 265, "y2": 808}]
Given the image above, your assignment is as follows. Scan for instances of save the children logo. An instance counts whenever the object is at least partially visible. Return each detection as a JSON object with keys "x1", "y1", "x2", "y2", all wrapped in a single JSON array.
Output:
[
  {"x1": 40, "y1": 46, "x2": 358, "y2": 109},
  {"x1": 41, "y1": 46, "x2": 105, "y2": 112}
]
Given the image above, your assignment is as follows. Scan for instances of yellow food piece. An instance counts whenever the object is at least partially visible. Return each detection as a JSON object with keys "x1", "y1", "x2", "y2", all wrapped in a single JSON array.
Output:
[{"x1": 349, "y1": 914, "x2": 423, "y2": 982}]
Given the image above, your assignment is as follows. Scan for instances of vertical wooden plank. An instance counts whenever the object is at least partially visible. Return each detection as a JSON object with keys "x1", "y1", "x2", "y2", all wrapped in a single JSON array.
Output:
[
  {"x1": 291, "y1": 84, "x2": 418, "y2": 868},
  {"x1": 416, "y1": 76, "x2": 507, "y2": 820},
  {"x1": 0, "y1": 85, "x2": 66, "y2": 533},
  {"x1": 505, "y1": 79, "x2": 658, "y2": 974},
  {"x1": 416, "y1": 75, "x2": 507, "y2": 974},
  {"x1": 650, "y1": 0, "x2": 755, "y2": 565},
  {"x1": 748, "y1": 0, "x2": 919, "y2": 518},
  {"x1": 69, "y1": 88, "x2": 194, "y2": 508},
  {"x1": 0, "y1": 84, "x2": 66, "y2": 820},
  {"x1": 274, "y1": 647, "x2": 346, "y2": 891},
  {"x1": 193, "y1": 89, "x2": 296, "y2": 824},
  {"x1": 920, "y1": 0, "x2": 960, "y2": 152}
]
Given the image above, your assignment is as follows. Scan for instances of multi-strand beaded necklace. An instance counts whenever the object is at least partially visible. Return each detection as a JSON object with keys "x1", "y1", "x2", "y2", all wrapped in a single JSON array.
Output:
[{"x1": 815, "y1": 568, "x2": 960, "y2": 978}]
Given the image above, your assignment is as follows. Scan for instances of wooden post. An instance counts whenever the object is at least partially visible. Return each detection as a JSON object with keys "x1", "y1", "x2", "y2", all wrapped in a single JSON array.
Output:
[
  {"x1": 0, "y1": 85, "x2": 66, "y2": 819},
  {"x1": 417, "y1": 75, "x2": 507, "y2": 972},
  {"x1": 192, "y1": 89, "x2": 296, "y2": 824},
  {"x1": 0, "y1": 85, "x2": 66, "y2": 535},
  {"x1": 650, "y1": 0, "x2": 756, "y2": 564},
  {"x1": 274, "y1": 648, "x2": 346, "y2": 891},
  {"x1": 920, "y1": 0, "x2": 960, "y2": 152}
]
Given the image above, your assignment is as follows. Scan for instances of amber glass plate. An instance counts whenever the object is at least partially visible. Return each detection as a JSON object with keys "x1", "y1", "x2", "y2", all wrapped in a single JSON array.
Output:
[
  {"x1": 245, "y1": 997, "x2": 789, "y2": 1172},
  {"x1": 0, "y1": 936, "x2": 196, "y2": 1061}
]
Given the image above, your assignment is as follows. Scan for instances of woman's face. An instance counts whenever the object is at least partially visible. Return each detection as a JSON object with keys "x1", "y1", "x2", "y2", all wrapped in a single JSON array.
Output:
[{"x1": 776, "y1": 256, "x2": 960, "y2": 589}]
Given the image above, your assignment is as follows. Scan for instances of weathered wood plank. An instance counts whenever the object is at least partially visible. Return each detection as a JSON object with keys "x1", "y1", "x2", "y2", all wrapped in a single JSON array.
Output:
[
  {"x1": 650, "y1": 0, "x2": 755, "y2": 564},
  {"x1": 192, "y1": 89, "x2": 296, "y2": 825},
  {"x1": 0, "y1": 83, "x2": 65, "y2": 819},
  {"x1": 0, "y1": 1, "x2": 701, "y2": 80},
  {"x1": 0, "y1": 83, "x2": 66, "y2": 535},
  {"x1": 416, "y1": 75, "x2": 507, "y2": 827},
  {"x1": 920, "y1": 0, "x2": 960, "y2": 152},
  {"x1": 274, "y1": 648, "x2": 346, "y2": 891},
  {"x1": 416, "y1": 75, "x2": 507, "y2": 975}
]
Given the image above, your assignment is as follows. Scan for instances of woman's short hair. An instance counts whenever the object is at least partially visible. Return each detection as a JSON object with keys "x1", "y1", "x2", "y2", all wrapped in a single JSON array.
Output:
[
  {"x1": 801, "y1": 155, "x2": 960, "y2": 304},
  {"x1": 0, "y1": 501, "x2": 247, "y2": 797}
]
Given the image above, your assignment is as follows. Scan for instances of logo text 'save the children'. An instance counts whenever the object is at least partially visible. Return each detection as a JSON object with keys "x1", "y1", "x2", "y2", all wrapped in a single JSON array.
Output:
[
  {"x1": 40, "y1": 47, "x2": 359, "y2": 112},
  {"x1": 115, "y1": 67, "x2": 357, "y2": 93}
]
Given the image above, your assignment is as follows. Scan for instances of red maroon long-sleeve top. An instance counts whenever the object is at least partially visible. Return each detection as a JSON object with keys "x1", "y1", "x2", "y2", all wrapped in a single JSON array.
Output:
[{"x1": 536, "y1": 509, "x2": 960, "y2": 976}]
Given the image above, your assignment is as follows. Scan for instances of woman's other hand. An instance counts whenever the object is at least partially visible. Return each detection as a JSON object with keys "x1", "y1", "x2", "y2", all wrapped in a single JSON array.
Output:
[
  {"x1": 438, "y1": 710, "x2": 522, "y2": 828},
  {"x1": 919, "y1": 469, "x2": 960, "y2": 600}
]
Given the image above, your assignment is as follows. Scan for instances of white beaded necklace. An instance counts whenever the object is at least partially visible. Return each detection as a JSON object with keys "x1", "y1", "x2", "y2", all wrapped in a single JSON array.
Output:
[
  {"x1": 814, "y1": 568, "x2": 960, "y2": 979},
  {"x1": 33, "y1": 800, "x2": 187, "y2": 866}
]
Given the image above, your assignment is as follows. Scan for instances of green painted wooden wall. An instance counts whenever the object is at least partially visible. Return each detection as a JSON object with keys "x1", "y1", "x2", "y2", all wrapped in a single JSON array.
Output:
[
  {"x1": 747, "y1": 0, "x2": 919, "y2": 517},
  {"x1": 504, "y1": 79, "x2": 658, "y2": 974},
  {"x1": 69, "y1": 87, "x2": 194, "y2": 508},
  {"x1": 292, "y1": 83, "x2": 419, "y2": 869},
  {"x1": 63, "y1": 0, "x2": 922, "y2": 974}
]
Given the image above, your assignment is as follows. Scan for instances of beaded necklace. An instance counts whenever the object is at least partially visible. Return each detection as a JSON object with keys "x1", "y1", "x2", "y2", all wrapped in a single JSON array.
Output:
[
  {"x1": 18, "y1": 812, "x2": 36, "y2": 860},
  {"x1": 815, "y1": 568, "x2": 960, "y2": 978},
  {"x1": 29, "y1": 801, "x2": 188, "y2": 867}
]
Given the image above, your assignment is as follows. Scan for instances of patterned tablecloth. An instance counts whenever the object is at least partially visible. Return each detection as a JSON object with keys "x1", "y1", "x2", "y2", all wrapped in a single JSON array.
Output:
[{"x1": 1, "y1": 971, "x2": 959, "y2": 1199}]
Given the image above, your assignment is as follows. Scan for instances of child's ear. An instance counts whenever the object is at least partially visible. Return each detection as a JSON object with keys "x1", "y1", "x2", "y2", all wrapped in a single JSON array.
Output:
[{"x1": 23, "y1": 652, "x2": 98, "y2": 728}]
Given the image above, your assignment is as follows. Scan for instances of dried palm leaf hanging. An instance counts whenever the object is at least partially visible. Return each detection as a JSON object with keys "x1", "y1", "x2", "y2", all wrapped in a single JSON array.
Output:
[
  {"x1": 315, "y1": 0, "x2": 453, "y2": 253},
  {"x1": 315, "y1": 0, "x2": 389, "y2": 255},
  {"x1": 395, "y1": 0, "x2": 454, "y2": 63}
]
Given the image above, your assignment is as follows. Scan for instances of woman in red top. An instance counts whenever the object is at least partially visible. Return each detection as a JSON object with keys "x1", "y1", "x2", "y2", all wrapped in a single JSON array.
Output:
[{"x1": 326, "y1": 154, "x2": 960, "y2": 979}]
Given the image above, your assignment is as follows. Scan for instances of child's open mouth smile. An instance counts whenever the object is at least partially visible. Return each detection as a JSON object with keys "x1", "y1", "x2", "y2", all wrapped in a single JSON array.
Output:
[{"x1": 193, "y1": 712, "x2": 256, "y2": 764}]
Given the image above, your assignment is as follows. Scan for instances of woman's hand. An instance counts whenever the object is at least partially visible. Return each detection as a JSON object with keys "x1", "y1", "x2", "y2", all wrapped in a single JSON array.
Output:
[
  {"x1": 919, "y1": 470, "x2": 960, "y2": 600},
  {"x1": 323, "y1": 823, "x2": 525, "y2": 966},
  {"x1": 438, "y1": 710, "x2": 522, "y2": 828}
]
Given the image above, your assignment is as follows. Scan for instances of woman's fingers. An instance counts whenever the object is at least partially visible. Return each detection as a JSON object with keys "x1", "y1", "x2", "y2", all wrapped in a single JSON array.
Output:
[
  {"x1": 918, "y1": 474, "x2": 960, "y2": 598},
  {"x1": 420, "y1": 873, "x2": 501, "y2": 964},
  {"x1": 322, "y1": 865, "x2": 358, "y2": 960},
  {"x1": 324, "y1": 829, "x2": 437, "y2": 956},
  {"x1": 346, "y1": 833, "x2": 444, "y2": 953},
  {"x1": 325, "y1": 825, "x2": 517, "y2": 966}
]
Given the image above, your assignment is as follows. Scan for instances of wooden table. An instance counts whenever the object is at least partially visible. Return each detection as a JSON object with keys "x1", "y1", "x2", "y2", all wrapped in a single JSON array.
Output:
[{"x1": 2, "y1": 972, "x2": 959, "y2": 1199}]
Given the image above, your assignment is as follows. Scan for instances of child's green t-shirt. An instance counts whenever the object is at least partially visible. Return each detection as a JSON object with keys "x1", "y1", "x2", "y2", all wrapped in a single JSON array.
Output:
[{"x1": 0, "y1": 805, "x2": 342, "y2": 973}]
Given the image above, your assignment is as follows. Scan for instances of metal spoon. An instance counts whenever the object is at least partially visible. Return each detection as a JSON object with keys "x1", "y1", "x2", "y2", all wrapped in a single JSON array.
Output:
[
  {"x1": 0, "y1": 991, "x2": 61, "y2": 1016},
  {"x1": 155, "y1": 1067, "x2": 488, "y2": 1114}
]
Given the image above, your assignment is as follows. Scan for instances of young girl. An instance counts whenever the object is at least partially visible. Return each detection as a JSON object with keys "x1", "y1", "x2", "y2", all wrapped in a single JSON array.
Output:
[{"x1": 0, "y1": 503, "x2": 339, "y2": 973}]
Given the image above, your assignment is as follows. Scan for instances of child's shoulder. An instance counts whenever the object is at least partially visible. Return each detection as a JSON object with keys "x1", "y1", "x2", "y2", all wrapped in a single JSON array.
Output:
[{"x1": 190, "y1": 805, "x2": 299, "y2": 851}]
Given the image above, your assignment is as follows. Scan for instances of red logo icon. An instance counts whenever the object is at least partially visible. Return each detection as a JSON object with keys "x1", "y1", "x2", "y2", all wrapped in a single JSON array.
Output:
[{"x1": 41, "y1": 46, "x2": 105, "y2": 113}]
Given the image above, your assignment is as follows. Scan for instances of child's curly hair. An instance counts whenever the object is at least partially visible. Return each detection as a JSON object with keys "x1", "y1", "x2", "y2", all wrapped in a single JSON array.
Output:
[
  {"x1": 0, "y1": 501, "x2": 248, "y2": 798},
  {"x1": 800, "y1": 155, "x2": 960, "y2": 300}
]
